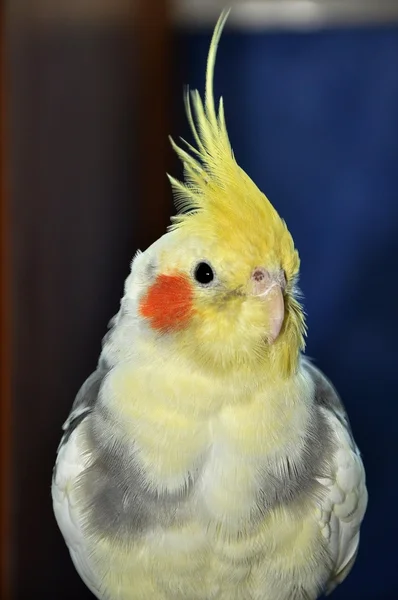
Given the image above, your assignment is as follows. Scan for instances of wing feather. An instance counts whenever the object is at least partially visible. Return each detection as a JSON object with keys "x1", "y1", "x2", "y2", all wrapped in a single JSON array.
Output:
[
  {"x1": 52, "y1": 357, "x2": 113, "y2": 598},
  {"x1": 304, "y1": 360, "x2": 368, "y2": 594},
  {"x1": 53, "y1": 424, "x2": 103, "y2": 598}
]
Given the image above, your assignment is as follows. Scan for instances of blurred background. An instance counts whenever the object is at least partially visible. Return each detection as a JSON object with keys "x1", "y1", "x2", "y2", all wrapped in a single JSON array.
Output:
[{"x1": 1, "y1": 0, "x2": 398, "y2": 598}]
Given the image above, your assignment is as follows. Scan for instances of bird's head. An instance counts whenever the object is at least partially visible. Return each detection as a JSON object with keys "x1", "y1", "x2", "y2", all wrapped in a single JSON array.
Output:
[{"x1": 126, "y1": 10, "x2": 305, "y2": 379}]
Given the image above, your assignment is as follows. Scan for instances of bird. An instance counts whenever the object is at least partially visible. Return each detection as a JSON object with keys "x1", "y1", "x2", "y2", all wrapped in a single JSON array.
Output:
[{"x1": 52, "y1": 9, "x2": 367, "y2": 600}]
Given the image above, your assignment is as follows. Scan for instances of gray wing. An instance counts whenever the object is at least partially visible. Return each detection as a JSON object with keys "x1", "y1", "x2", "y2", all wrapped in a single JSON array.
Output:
[
  {"x1": 57, "y1": 368, "x2": 106, "y2": 451},
  {"x1": 303, "y1": 359, "x2": 353, "y2": 437},
  {"x1": 303, "y1": 358, "x2": 368, "y2": 595},
  {"x1": 52, "y1": 365, "x2": 107, "y2": 598},
  {"x1": 57, "y1": 313, "x2": 118, "y2": 453}
]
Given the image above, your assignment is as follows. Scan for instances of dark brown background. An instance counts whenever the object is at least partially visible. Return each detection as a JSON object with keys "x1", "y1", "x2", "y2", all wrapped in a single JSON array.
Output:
[{"x1": 1, "y1": 1, "x2": 172, "y2": 598}]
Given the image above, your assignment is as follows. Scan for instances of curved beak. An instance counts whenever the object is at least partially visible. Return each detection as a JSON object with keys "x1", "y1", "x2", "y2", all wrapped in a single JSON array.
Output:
[{"x1": 250, "y1": 268, "x2": 285, "y2": 344}]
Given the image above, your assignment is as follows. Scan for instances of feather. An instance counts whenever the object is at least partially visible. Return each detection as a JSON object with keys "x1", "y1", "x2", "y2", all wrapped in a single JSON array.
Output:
[{"x1": 167, "y1": 11, "x2": 301, "y2": 294}]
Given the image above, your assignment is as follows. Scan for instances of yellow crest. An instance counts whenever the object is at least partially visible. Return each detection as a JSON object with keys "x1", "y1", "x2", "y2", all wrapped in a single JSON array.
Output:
[{"x1": 168, "y1": 9, "x2": 300, "y2": 280}]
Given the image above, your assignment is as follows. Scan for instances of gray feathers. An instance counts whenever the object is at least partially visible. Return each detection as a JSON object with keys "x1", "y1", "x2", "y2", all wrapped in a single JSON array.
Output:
[
  {"x1": 58, "y1": 311, "x2": 120, "y2": 453},
  {"x1": 257, "y1": 405, "x2": 333, "y2": 515},
  {"x1": 303, "y1": 358, "x2": 355, "y2": 443},
  {"x1": 77, "y1": 423, "x2": 196, "y2": 539},
  {"x1": 57, "y1": 368, "x2": 106, "y2": 453},
  {"x1": 58, "y1": 357, "x2": 345, "y2": 544}
]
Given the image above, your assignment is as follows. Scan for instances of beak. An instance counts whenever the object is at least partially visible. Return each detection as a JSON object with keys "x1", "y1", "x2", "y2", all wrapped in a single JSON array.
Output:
[{"x1": 250, "y1": 267, "x2": 285, "y2": 344}]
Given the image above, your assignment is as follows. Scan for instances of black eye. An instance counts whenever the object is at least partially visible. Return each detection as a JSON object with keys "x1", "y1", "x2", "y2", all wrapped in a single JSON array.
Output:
[{"x1": 194, "y1": 261, "x2": 214, "y2": 285}]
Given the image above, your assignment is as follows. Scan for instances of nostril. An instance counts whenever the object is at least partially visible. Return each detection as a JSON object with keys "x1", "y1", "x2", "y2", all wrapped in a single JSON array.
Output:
[{"x1": 252, "y1": 268, "x2": 267, "y2": 282}]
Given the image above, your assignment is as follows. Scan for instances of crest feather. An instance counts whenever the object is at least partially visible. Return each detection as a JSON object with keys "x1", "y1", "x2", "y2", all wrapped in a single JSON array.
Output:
[
  {"x1": 168, "y1": 8, "x2": 243, "y2": 222},
  {"x1": 167, "y1": 9, "x2": 299, "y2": 284},
  {"x1": 168, "y1": 10, "x2": 280, "y2": 224}
]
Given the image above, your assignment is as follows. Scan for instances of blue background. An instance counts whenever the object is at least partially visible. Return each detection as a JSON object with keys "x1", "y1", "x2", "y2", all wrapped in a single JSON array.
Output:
[{"x1": 174, "y1": 26, "x2": 398, "y2": 599}]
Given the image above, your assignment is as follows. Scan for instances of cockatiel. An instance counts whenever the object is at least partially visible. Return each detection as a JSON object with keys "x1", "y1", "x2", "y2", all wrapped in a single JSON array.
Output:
[{"x1": 52, "y1": 10, "x2": 367, "y2": 600}]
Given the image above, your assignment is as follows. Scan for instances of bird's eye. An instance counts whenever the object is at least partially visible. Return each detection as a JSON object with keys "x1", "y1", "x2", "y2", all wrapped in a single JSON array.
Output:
[{"x1": 193, "y1": 261, "x2": 215, "y2": 285}]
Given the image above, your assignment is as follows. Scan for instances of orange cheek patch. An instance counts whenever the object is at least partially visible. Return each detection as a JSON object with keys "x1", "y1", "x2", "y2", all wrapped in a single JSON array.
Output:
[{"x1": 139, "y1": 274, "x2": 194, "y2": 332}]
